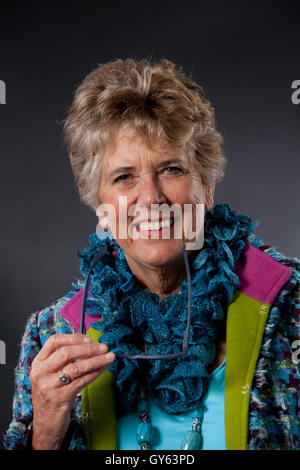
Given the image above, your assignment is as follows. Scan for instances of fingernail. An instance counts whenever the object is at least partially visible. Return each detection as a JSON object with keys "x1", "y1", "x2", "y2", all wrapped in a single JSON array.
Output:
[
  {"x1": 84, "y1": 336, "x2": 92, "y2": 343},
  {"x1": 105, "y1": 352, "x2": 115, "y2": 360},
  {"x1": 99, "y1": 343, "x2": 108, "y2": 352}
]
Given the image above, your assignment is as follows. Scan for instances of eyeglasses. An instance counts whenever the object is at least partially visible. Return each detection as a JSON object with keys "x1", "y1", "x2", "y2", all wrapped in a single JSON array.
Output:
[{"x1": 80, "y1": 243, "x2": 192, "y2": 360}]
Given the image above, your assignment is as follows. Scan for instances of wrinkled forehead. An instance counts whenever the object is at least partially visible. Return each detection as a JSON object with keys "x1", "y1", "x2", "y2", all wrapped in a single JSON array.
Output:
[{"x1": 102, "y1": 123, "x2": 191, "y2": 167}]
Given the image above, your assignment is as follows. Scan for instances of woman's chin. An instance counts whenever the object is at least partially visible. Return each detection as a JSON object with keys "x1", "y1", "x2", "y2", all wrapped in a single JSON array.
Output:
[{"x1": 130, "y1": 239, "x2": 185, "y2": 267}]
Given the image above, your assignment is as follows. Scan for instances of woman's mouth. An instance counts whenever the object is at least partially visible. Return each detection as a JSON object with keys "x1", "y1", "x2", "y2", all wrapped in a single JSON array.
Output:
[{"x1": 135, "y1": 217, "x2": 175, "y2": 238}]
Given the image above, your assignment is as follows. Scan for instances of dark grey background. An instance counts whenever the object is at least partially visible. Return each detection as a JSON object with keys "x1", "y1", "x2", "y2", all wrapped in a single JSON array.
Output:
[{"x1": 0, "y1": 0, "x2": 299, "y2": 446}]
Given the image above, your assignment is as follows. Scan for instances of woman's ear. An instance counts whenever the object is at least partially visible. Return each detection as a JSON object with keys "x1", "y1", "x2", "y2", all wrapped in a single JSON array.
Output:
[{"x1": 205, "y1": 184, "x2": 215, "y2": 211}]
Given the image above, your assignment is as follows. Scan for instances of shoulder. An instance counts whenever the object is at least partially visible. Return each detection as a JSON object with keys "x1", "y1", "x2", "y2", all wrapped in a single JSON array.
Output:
[
  {"x1": 14, "y1": 284, "x2": 84, "y2": 378},
  {"x1": 253, "y1": 243, "x2": 299, "y2": 340},
  {"x1": 243, "y1": 237, "x2": 299, "y2": 289},
  {"x1": 255, "y1": 243, "x2": 300, "y2": 292},
  {"x1": 236, "y1": 240, "x2": 299, "y2": 310},
  {"x1": 259, "y1": 244, "x2": 299, "y2": 274},
  {"x1": 22, "y1": 283, "x2": 84, "y2": 350}
]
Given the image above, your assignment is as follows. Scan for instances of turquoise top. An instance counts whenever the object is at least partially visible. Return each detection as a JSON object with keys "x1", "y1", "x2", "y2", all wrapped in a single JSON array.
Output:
[{"x1": 117, "y1": 357, "x2": 226, "y2": 450}]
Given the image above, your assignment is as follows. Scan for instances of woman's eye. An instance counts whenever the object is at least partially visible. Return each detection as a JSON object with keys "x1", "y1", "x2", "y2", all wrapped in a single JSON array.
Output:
[
  {"x1": 114, "y1": 174, "x2": 131, "y2": 183},
  {"x1": 113, "y1": 167, "x2": 182, "y2": 183},
  {"x1": 163, "y1": 166, "x2": 182, "y2": 175}
]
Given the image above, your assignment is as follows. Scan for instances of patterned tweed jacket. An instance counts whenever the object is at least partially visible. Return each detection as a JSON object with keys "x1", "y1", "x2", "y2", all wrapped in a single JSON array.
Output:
[{"x1": 3, "y1": 240, "x2": 300, "y2": 450}]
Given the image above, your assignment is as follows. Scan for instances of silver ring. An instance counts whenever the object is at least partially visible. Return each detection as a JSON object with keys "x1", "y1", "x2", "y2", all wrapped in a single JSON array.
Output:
[{"x1": 58, "y1": 371, "x2": 71, "y2": 385}]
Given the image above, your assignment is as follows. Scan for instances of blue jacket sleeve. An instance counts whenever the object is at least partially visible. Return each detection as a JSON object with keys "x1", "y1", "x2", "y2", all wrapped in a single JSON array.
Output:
[
  {"x1": 3, "y1": 301, "x2": 87, "y2": 450},
  {"x1": 3, "y1": 311, "x2": 40, "y2": 449}
]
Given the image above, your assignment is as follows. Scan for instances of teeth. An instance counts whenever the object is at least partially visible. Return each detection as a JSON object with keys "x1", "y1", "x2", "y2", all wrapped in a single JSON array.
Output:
[{"x1": 139, "y1": 219, "x2": 173, "y2": 231}]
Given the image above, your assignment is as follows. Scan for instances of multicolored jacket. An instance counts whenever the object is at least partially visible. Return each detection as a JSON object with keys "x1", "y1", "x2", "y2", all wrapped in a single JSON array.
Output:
[{"x1": 3, "y1": 240, "x2": 300, "y2": 450}]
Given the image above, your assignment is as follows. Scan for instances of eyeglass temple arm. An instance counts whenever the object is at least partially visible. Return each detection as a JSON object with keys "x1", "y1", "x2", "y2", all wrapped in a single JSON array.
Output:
[{"x1": 80, "y1": 244, "x2": 108, "y2": 335}]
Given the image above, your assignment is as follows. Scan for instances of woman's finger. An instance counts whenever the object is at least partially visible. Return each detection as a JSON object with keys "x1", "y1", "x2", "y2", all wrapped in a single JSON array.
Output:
[
  {"x1": 58, "y1": 351, "x2": 115, "y2": 384},
  {"x1": 34, "y1": 352, "x2": 115, "y2": 406},
  {"x1": 69, "y1": 366, "x2": 109, "y2": 396},
  {"x1": 44, "y1": 342, "x2": 109, "y2": 373},
  {"x1": 36, "y1": 333, "x2": 93, "y2": 361}
]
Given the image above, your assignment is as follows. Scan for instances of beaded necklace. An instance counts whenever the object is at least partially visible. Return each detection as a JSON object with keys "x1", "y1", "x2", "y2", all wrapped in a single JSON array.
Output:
[{"x1": 136, "y1": 386, "x2": 204, "y2": 450}]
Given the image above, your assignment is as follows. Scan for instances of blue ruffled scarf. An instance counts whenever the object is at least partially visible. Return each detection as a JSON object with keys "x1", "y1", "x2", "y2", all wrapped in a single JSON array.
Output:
[{"x1": 77, "y1": 204, "x2": 258, "y2": 416}]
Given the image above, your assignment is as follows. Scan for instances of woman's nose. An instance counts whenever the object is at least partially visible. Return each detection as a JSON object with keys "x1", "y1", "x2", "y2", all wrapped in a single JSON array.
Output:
[{"x1": 136, "y1": 174, "x2": 165, "y2": 206}]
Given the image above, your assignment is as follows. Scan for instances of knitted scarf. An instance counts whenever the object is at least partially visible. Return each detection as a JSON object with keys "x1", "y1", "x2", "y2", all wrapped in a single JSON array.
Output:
[{"x1": 77, "y1": 204, "x2": 258, "y2": 416}]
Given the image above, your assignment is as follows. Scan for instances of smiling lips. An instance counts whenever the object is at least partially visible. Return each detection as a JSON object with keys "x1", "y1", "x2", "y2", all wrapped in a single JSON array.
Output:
[{"x1": 134, "y1": 217, "x2": 175, "y2": 234}]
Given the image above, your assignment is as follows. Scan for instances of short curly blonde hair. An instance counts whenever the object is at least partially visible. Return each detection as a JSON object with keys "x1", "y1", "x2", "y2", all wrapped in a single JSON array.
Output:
[{"x1": 64, "y1": 58, "x2": 226, "y2": 210}]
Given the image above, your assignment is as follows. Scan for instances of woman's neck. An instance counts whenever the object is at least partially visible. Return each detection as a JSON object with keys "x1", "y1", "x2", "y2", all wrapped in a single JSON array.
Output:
[{"x1": 124, "y1": 250, "x2": 197, "y2": 300}]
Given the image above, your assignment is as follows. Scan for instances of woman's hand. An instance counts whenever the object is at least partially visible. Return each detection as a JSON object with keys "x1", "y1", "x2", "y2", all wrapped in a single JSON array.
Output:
[{"x1": 29, "y1": 333, "x2": 115, "y2": 450}]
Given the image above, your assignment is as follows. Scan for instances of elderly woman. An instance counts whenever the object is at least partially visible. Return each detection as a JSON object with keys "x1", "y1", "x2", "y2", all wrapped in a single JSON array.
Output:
[{"x1": 4, "y1": 58, "x2": 300, "y2": 451}]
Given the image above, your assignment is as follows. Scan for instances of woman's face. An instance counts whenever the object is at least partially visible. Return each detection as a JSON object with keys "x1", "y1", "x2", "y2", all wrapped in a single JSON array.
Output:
[{"x1": 98, "y1": 126, "x2": 214, "y2": 268}]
